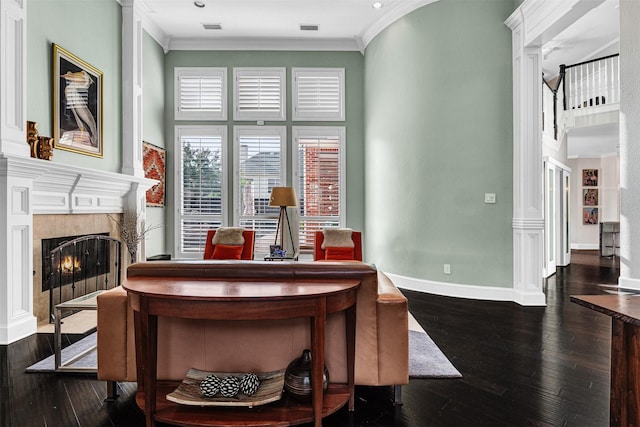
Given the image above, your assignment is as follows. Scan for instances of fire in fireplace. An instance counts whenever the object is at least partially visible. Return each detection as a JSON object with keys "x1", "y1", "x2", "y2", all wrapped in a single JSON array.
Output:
[{"x1": 58, "y1": 254, "x2": 82, "y2": 273}]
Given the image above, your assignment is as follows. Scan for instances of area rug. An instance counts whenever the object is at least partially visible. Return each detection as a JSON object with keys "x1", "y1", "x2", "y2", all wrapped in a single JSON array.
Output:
[
  {"x1": 27, "y1": 318, "x2": 461, "y2": 379},
  {"x1": 409, "y1": 330, "x2": 461, "y2": 378},
  {"x1": 408, "y1": 312, "x2": 461, "y2": 379},
  {"x1": 25, "y1": 332, "x2": 97, "y2": 373}
]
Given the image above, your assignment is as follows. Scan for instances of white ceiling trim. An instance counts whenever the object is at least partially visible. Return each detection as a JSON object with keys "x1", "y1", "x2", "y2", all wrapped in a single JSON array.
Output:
[
  {"x1": 140, "y1": 12, "x2": 171, "y2": 52},
  {"x1": 168, "y1": 37, "x2": 362, "y2": 52},
  {"x1": 360, "y1": 0, "x2": 440, "y2": 49},
  {"x1": 126, "y1": 0, "x2": 440, "y2": 53}
]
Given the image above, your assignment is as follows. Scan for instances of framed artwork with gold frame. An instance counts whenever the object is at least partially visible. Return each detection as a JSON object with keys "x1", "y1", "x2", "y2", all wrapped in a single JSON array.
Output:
[{"x1": 53, "y1": 44, "x2": 103, "y2": 157}]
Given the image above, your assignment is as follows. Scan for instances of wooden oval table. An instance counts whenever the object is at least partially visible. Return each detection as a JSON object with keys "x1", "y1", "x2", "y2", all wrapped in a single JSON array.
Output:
[{"x1": 123, "y1": 277, "x2": 360, "y2": 427}]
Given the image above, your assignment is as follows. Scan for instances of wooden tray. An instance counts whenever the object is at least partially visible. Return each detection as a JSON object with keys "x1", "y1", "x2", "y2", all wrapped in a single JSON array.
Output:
[{"x1": 166, "y1": 368, "x2": 285, "y2": 407}]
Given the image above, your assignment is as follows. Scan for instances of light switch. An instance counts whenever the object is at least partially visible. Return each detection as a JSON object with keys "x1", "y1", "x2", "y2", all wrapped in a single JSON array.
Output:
[{"x1": 484, "y1": 193, "x2": 496, "y2": 204}]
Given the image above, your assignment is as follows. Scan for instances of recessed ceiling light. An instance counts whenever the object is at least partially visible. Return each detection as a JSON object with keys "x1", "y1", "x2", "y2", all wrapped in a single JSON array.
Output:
[
  {"x1": 194, "y1": 1, "x2": 205, "y2": 8},
  {"x1": 203, "y1": 23, "x2": 222, "y2": 30},
  {"x1": 300, "y1": 24, "x2": 319, "y2": 31},
  {"x1": 372, "y1": 2, "x2": 383, "y2": 9}
]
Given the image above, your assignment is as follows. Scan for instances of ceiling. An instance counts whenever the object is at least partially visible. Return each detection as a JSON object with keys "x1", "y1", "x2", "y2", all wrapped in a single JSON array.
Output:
[
  {"x1": 140, "y1": 0, "x2": 436, "y2": 51},
  {"x1": 542, "y1": 0, "x2": 620, "y2": 80}
]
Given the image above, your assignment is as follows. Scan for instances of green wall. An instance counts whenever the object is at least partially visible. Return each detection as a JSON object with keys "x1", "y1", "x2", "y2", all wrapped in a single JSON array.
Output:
[
  {"x1": 163, "y1": 51, "x2": 365, "y2": 255},
  {"x1": 364, "y1": 0, "x2": 514, "y2": 287},
  {"x1": 27, "y1": 0, "x2": 122, "y2": 172},
  {"x1": 142, "y1": 32, "x2": 167, "y2": 256}
]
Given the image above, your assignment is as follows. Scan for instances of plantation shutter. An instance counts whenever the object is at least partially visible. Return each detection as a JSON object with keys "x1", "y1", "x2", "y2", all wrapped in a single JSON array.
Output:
[
  {"x1": 177, "y1": 127, "x2": 226, "y2": 257},
  {"x1": 293, "y1": 127, "x2": 345, "y2": 249},
  {"x1": 235, "y1": 126, "x2": 286, "y2": 255},
  {"x1": 292, "y1": 68, "x2": 345, "y2": 121},
  {"x1": 175, "y1": 68, "x2": 227, "y2": 120},
  {"x1": 234, "y1": 68, "x2": 286, "y2": 121}
]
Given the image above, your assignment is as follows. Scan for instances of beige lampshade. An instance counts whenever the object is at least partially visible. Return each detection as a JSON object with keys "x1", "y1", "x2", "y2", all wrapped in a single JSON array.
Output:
[{"x1": 269, "y1": 187, "x2": 297, "y2": 207}]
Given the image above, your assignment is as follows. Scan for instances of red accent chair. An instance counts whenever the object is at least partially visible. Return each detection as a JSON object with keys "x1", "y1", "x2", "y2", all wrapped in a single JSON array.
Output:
[
  {"x1": 313, "y1": 230, "x2": 363, "y2": 261},
  {"x1": 203, "y1": 229, "x2": 255, "y2": 260}
]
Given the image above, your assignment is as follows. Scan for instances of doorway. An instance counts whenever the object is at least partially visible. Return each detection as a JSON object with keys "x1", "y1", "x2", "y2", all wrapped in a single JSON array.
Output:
[{"x1": 544, "y1": 159, "x2": 571, "y2": 278}]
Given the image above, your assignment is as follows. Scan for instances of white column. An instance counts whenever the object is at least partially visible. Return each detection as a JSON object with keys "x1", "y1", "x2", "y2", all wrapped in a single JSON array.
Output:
[
  {"x1": 0, "y1": 0, "x2": 27, "y2": 157},
  {"x1": 618, "y1": 0, "x2": 640, "y2": 289},
  {"x1": 0, "y1": 0, "x2": 37, "y2": 343},
  {"x1": 507, "y1": 16, "x2": 546, "y2": 306},
  {"x1": 121, "y1": 0, "x2": 147, "y2": 261},
  {"x1": 0, "y1": 158, "x2": 38, "y2": 344},
  {"x1": 121, "y1": 0, "x2": 144, "y2": 178}
]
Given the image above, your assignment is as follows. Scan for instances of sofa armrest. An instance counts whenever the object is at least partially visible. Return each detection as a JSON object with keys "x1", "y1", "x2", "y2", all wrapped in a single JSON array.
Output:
[
  {"x1": 375, "y1": 271, "x2": 409, "y2": 385},
  {"x1": 97, "y1": 286, "x2": 135, "y2": 381}
]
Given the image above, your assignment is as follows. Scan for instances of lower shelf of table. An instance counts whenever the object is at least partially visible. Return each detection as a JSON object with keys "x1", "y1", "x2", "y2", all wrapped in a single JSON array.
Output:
[{"x1": 136, "y1": 381, "x2": 351, "y2": 426}]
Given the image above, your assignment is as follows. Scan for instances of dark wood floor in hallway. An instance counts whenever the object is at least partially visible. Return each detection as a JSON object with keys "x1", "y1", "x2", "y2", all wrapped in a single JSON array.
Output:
[{"x1": 0, "y1": 251, "x2": 620, "y2": 426}]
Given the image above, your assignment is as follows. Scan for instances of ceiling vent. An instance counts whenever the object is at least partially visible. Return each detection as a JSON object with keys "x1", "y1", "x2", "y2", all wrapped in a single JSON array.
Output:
[
  {"x1": 299, "y1": 25, "x2": 319, "y2": 31},
  {"x1": 203, "y1": 23, "x2": 223, "y2": 30}
]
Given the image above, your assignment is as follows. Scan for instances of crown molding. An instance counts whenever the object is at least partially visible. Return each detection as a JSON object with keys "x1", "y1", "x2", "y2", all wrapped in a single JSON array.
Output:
[{"x1": 168, "y1": 37, "x2": 362, "y2": 52}]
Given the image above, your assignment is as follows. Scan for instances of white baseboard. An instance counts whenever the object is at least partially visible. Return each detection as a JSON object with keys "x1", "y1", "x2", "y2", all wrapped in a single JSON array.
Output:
[
  {"x1": 571, "y1": 243, "x2": 599, "y2": 250},
  {"x1": 385, "y1": 272, "x2": 546, "y2": 306},
  {"x1": 0, "y1": 314, "x2": 37, "y2": 345},
  {"x1": 619, "y1": 276, "x2": 640, "y2": 290}
]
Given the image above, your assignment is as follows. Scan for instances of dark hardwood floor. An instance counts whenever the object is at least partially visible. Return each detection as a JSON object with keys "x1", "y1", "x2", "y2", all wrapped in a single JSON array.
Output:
[{"x1": 0, "y1": 250, "x2": 620, "y2": 426}]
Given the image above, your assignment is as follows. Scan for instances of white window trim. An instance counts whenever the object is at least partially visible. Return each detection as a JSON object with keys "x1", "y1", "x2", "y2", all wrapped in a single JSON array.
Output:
[
  {"x1": 175, "y1": 67, "x2": 228, "y2": 121},
  {"x1": 292, "y1": 68, "x2": 345, "y2": 122},
  {"x1": 174, "y1": 125, "x2": 228, "y2": 259},
  {"x1": 233, "y1": 125, "x2": 287, "y2": 225},
  {"x1": 292, "y1": 126, "x2": 346, "y2": 227},
  {"x1": 233, "y1": 67, "x2": 286, "y2": 121}
]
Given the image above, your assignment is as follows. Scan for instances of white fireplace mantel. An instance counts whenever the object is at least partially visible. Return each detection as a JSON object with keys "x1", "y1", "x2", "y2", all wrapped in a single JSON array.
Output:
[
  {"x1": 0, "y1": 154, "x2": 156, "y2": 344},
  {"x1": 1, "y1": 154, "x2": 156, "y2": 214}
]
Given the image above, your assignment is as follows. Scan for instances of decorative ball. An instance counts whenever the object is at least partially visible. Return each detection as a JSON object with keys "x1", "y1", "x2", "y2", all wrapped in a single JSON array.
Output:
[
  {"x1": 200, "y1": 374, "x2": 222, "y2": 397},
  {"x1": 219, "y1": 376, "x2": 241, "y2": 398},
  {"x1": 240, "y1": 373, "x2": 260, "y2": 395}
]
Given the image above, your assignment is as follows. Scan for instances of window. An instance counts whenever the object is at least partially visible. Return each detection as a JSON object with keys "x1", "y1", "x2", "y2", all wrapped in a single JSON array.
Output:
[
  {"x1": 292, "y1": 127, "x2": 346, "y2": 250},
  {"x1": 234, "y1": 126, "x2": 286, "y2": 255},
  {"x1": 233, "y1": 68, "x2": 286, "y2": 121},
  {"x1": 292, "y1": 68, "x2": 345, "y2": 121},
  {"x1": 175, "y1": 67, "x2": 227, "y2": 120},
  {"x1": 175, "y1": 126, "x2": 227, "y2": 258}
]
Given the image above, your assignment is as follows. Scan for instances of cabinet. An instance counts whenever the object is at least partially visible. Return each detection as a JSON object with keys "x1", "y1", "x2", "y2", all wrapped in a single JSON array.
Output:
[{"x1": 600, "y1": 221, "x2": 620, "y2": 257}]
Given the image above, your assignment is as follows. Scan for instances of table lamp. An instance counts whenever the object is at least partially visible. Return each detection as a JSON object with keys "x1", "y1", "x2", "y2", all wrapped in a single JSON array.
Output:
[{"x1": 269, "y1": 187, "x2": 297, "y2": 255}]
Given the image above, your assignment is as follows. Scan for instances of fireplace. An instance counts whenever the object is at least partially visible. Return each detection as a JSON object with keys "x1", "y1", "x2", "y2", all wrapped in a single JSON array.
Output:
[
  {"x1": 42, "y1": 233, "x2": 122, "y2": 322},
  {"x1": 0, "y1": 154, "x2": 156, "y2": 344}
]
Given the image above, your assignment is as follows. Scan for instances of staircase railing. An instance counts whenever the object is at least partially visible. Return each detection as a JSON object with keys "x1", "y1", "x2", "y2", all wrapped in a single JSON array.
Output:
[
  {"x1": 542, "y1": 54, "x2": 620, "y2": 142},
  {"x1": 562, "y1": 54, "x2": 619, "y2": 111}
]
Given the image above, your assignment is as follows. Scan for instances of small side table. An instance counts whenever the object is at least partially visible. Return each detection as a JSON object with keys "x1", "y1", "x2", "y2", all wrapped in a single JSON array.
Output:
[
  {"x1": 571, "y1": 294, "x2": 640, "y2": 426},
  {"x1": 54, "y1": 289, "x2": 103, "y2": 372},
  {"x1": 264, "y1": 252, "x2": 299, "y2": 261}
]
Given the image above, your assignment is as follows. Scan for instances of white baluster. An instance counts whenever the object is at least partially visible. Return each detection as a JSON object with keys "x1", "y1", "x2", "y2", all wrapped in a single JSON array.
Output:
[
  {"x1": 604, "y1": 58, "x2": 609, "y2": 105},
  {"x1": 581, "y1": 65, "x2": 585, "y2": 108},
  {"x1": 616, "y1": 55, "x2": 620, "y2": 104},
  {"x1": 591, "y1": 61, "x2": 595, "y2": 106},
  {"x1": 571, "y1": 67, "x2": 580, "y2": 108},
  {"x1": 594, "y1": 61, "x2": 602, "y2": 105}
]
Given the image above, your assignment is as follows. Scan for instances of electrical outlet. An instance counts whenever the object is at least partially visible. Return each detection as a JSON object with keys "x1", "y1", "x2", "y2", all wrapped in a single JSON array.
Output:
[{"x1": 444, "y1": 264, "x2": 451, "y2": 275}]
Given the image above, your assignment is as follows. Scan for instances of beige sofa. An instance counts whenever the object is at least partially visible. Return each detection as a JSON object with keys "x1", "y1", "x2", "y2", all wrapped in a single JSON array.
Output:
[{"x1": 96, "y1": 261, "x2": 409, "y2": 399}]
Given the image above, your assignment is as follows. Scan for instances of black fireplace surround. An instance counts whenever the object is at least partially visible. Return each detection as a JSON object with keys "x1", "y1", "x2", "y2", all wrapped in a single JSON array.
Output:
[{"x1": 42, "y1": 233, "x2": 122, "y2": 322}]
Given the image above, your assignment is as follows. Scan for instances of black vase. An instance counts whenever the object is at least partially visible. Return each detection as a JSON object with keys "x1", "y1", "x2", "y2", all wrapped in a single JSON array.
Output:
[{"x1": 284, "y1": 349, "x2": 329, "y2": 402}]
